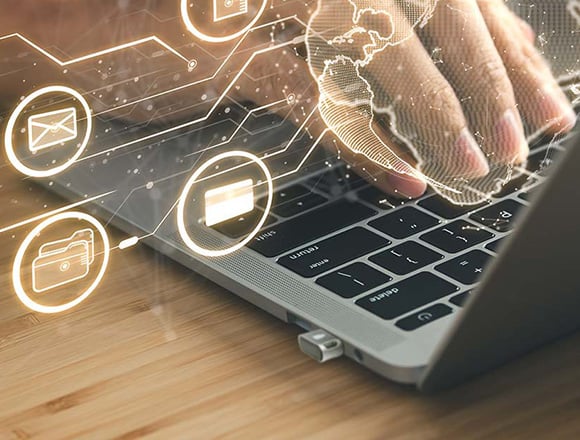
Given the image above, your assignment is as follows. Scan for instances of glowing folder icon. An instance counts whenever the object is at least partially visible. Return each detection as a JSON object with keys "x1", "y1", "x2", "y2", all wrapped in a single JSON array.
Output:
[
  {"x1": 27, "y1": 107, "x2": 78, "y2": 153},
  {"x1": 32, "y1": 229, "x2": 94, "y2": 293},
  {"x1": 204, "y1": 179, "x2": 255, "y2": 227},
  {"x1": 213, "y1": 0, "x2": 248, "y2": 22}
]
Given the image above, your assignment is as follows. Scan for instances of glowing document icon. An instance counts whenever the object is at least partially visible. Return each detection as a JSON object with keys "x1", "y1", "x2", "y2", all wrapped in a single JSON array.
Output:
[
  {"x1": 204, "y1": 179, "x2": 255, "y2": 227},
  {"x1": 213, "y1": 0, "x2": 248, "y2": 22},
  {"x1": 32, "y1": 229, "x2": 94, "y2": 293},
  {"x1": 27, "y1": 107, "x2": 78, "y2": 153}
]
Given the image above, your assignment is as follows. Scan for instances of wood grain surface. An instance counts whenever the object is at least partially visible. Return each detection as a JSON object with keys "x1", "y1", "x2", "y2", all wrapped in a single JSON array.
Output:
[{"x1": 1, "y1": 167, "x2": 580, "y2": 440}]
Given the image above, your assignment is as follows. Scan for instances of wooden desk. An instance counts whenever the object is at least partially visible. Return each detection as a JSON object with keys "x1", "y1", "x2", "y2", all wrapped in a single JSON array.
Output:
[{"x1": 1, "y1": 168, "x2": 580, "y2": 439}]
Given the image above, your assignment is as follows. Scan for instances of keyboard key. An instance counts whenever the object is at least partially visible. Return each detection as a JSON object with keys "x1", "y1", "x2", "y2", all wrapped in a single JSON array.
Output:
[
  {"x1": 528, "y1": 129, "x2": 569, "y2": 151},
  {"x1": 485, "y1": 239, "x2": 504, "y2": 253},
  {"x1": 357, "y1": 186, "x2": 407, "y2": 210},
  {"x1": 470, "y1": 200, "x2": 525, "y2": 233},
  {"x1": 518, "y1": 185, "x2": 540, "y2": 202},
  {"x1": 418, "y1": 196, "x2": 481, "y2": 219},
  {"x1": 249, "y1": 201, "x2": 377, "y2": 258},
  {"x1": 278, "y1": 227, "x2": 390, "y2": 278},
  {"x1": 396, "y1": 304, "x2": 453, "y2": 331},
  {"x1": 369, "y1": 207, "x2": 440, "y2": 240},
  {"x1": 307, "y1": 167, "x2": 367, "y2": 196},
  {"x1": 450, "y1": 291, "x2": 472, "y2": 307},
  {"x1": 316, "y1": 262, "x2": 392, "y2": 298},
  {"x1": 257, "y1": 184, "x2": 309, "y2": 208},
  {"x1": 356, "y1": 273, "x2": 459, "y2": 320},
  {"x1": 370, "y1": 241, "x2": 443, "y2": 276},
  {"x1": 436, "y1": 250, "x2": 493, "y2": 285},
  {"x1": 273, "y1": 193, "x2": 328, "y2": 218},
  {"x1": 493, "y1": 174, "x2": 536, "y2": 198},
  {"x1": 527, "y1": 148, "x2": 562, "y2": 176},
  {"x1": 213, "y1": 210, "x2": 276, "y2": 239},
  {"x1": 421, "y1": 220, "x2": 495, "y2": 254}
]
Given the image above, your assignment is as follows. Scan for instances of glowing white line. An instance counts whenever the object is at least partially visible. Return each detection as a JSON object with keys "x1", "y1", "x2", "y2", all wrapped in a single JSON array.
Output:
[
  {"x1": 80, "y1": 36, "x2": 305, "y2": 162},
  {"x1": 0, "y1": 33, "x2": 190, "y2": 65},
  {"x1": 109, "y1": 199, "x2": 181, "y2": 252},
  {"x1": 513, "y1": 167, "x2": 536, "y2": 178},
  {"x1": 263, "y1": 107, "x2": 317, "y2": 158},
  {"x1": 119, "y1": 236, "x2": 140, "y2": 250},
  {"x1": 105, "y1": 125, "x2": 330, "y2": 246},
  {"x1": 92, "y1": 16, "x2": 301, "y2": 115},
  {"x1": 527, "y1": 120, "x2": 577, "y2": 146},
  {"x1": 463, "y1": 185, "x2": 492, "y2": 202},
  {"x1": 274, "y1": 128, "x2": 331, "y2": 179},
  {"x1": 92, "y1": 34, "x2": 248, "y2": 116},
  {"x1": 0, "y1": 15, "x2": 302, "y2": 116},
  {"x1": 183, "y1": 97, "x2": 288, "y2": 157},
  {"x1": 137, "y1": 130, "x2": 328, "y2": 240},
  {"x1": 1, "y1": 17, "x2": 307, "y2": 165},
  {"x1": 0, "y1": 190, "x2": 116, "y2": 234}
]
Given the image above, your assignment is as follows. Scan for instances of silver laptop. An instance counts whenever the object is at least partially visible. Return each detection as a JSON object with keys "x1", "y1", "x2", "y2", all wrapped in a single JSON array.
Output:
[{"x1": 35, "y1": 83, "x2": 577, "y2": 391}]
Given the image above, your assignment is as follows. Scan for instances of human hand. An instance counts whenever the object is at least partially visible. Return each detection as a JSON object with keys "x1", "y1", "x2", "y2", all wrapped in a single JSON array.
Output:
[
  {"x1": 303, "y1": 0, "x2": 577, "y2": 204},
  {"x1": 2, "y1": 1, "x2": 576, "y2": 206}
]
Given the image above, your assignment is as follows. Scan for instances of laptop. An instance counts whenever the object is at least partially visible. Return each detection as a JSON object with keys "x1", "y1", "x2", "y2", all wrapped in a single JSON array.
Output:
[{"x1": 30, "y1": 80, "x2": 576, "y2": 392}]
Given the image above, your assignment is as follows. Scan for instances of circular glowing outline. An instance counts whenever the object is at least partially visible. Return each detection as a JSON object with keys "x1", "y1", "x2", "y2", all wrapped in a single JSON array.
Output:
[
  {"x1": 177, "y1": 151, "x2": 273, "y2": 258},
  {"x1": 12, "y1": 212, "x2": 110, "y2": 314},
  {"x1": 180, "y1": 0, "x2": 268, "y2": 43},
  {"x1": 4, "y1": 86, "x2": 93, "y2": 178}
]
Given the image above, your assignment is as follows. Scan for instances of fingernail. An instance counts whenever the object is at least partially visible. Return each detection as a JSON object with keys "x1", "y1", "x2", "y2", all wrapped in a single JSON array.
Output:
[
  {"x1": 495, "y1": 109, "x2": 529, "y2": 164},
  {"x1": 454, "y1": 129, "x2": 490, "y2": 177},
  {"x1": 559, "y1": 100, "x2": 577, "y2": 130},
  {"x1": 541, "y1": 87, "x2": 577, "y2": 131}
]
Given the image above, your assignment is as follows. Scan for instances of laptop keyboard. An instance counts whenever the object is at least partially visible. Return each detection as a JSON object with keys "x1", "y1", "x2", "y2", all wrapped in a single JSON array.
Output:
[{"x1": 214, "y1": 136, "x2": 573, "y2": 332}]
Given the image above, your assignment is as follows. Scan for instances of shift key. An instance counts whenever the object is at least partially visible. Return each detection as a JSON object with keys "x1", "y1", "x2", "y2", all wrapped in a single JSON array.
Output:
[
  {"x1": 278, "y1": 228, "x2": 390, "y2": 278},
  {"x1": 249, "y1": 200, "x2": 376, "y2": 257}
]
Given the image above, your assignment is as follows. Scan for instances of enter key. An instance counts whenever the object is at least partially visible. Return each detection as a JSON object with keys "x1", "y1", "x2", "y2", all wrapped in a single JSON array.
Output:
[{"x1": 278, "y1": 227, "x2": 390, "y2": 278}]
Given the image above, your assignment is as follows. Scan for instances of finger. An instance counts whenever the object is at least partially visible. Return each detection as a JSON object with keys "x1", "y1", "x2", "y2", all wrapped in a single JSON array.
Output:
[
  {"x1": 477, "y1": 0, "x2": 577, "y2": 134},
  {"x1": 305, "y1": 0, "x2": 495, "y2": 205},
  {"x1": 422, "y1": 0, "x2": 528, "y2": 165},
  {"x1": 338, "y1": 135, "x2": 428, "y2": 199},
  {"x1": 515, "y1": 15, "x2": 536, "y2": 44},
  {"x1": 361, "y1": 16, "x2": 491, "y2": 178},
  {"x1": 236, "y1": 46, "x2": 428, "y2": 198}
]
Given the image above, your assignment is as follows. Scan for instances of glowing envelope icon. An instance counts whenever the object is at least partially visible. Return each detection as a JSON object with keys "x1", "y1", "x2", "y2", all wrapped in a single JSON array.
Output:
[
  {"x1": 204, "y1": 179, "x2": 255, "y2": 227},
  {"x1": 27, "y1": 107, "x2": 78, "y2": 153}
]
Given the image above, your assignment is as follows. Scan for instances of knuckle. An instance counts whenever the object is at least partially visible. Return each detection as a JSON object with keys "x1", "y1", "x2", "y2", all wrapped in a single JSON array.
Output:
[
  {"x1": 422, "y1": 77, "x2": 463, "y2": 116},
  {"x1": 510, "y1": 60, "x2": 533, "y2": 81},
  {"x1": 504, "y1": 44, "x2": 549, "y2": 82},
  {"x1": 523, "y1": 46, "x2": 549, "y2": 72},
  {"x1": 474, "y1": 55, "x2": 509, "y2": 87}
]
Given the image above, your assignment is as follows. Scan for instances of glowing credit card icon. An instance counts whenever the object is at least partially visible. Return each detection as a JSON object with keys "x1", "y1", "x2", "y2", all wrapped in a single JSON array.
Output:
[{"x1": 204, "y1": 179, "x2": 255, "y2": 227}]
